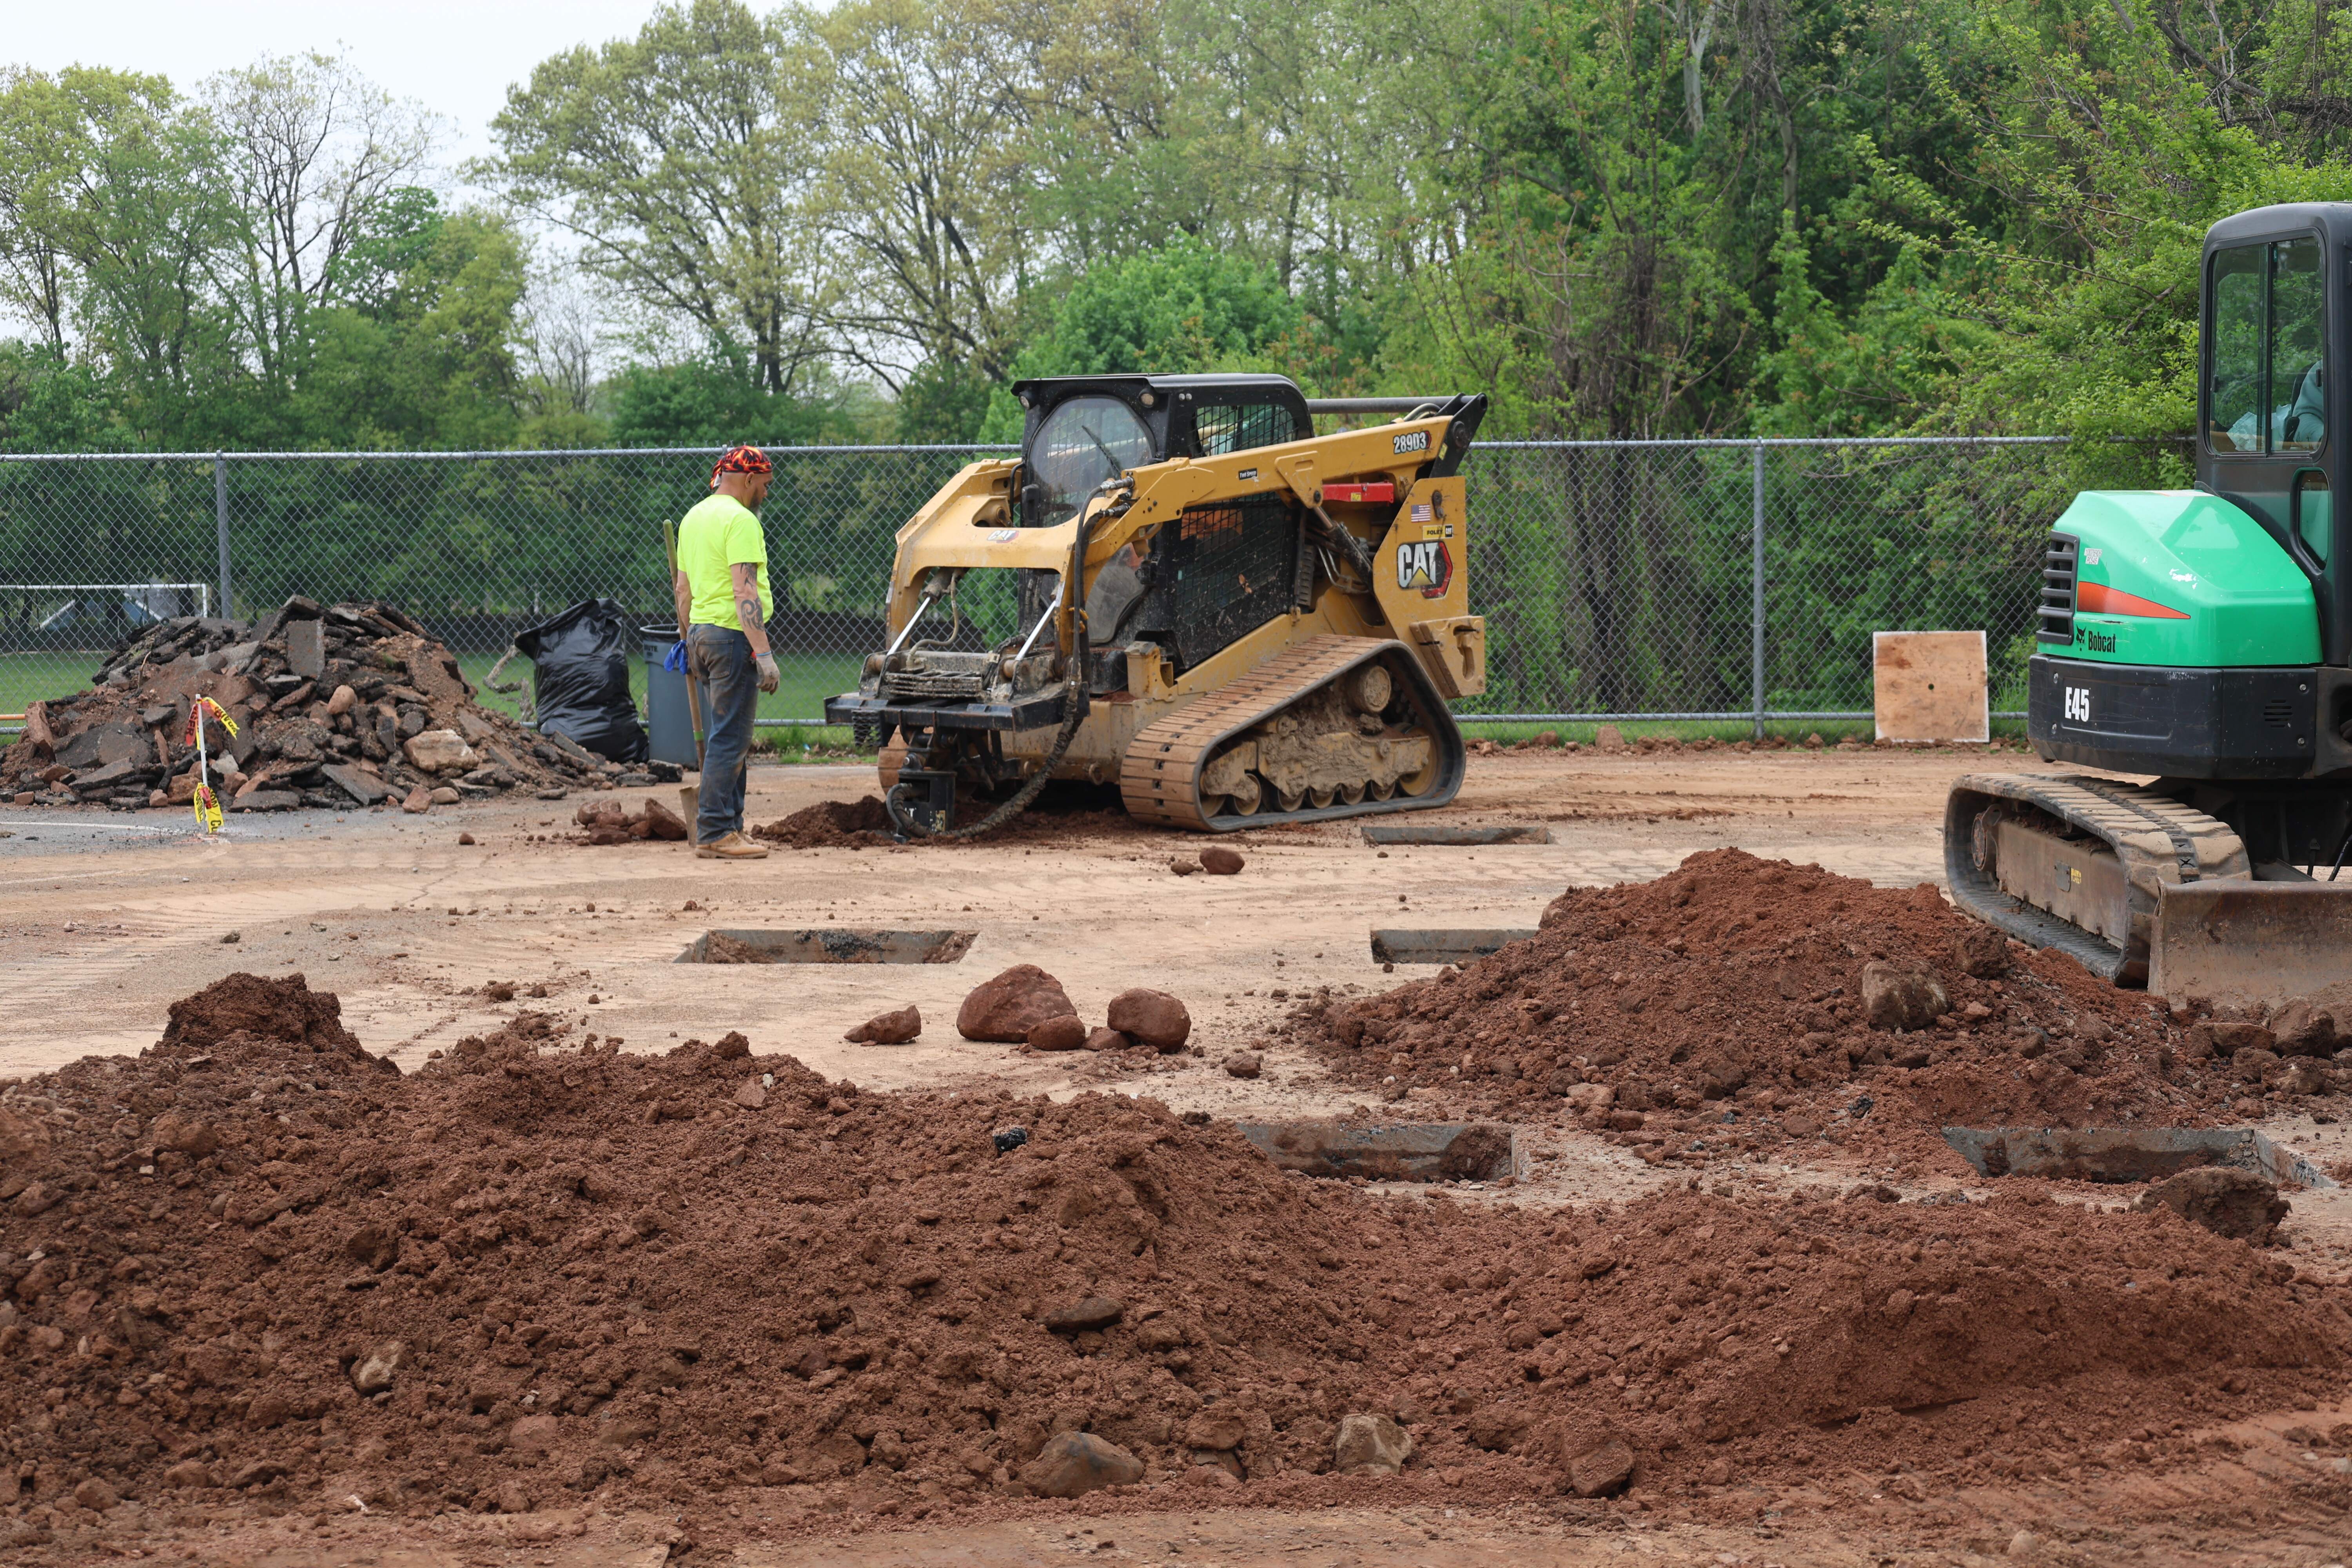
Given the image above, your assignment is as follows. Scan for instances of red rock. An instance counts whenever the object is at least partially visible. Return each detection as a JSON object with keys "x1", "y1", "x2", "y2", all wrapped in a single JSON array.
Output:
[
  {"x1": 1200, "y1": 846, "x2": 1245, "y2": 875},
  {"x1": 1568, "y1": 1436, "x2": 1635, "y2": 1497},
  {"x1": 1222, "y1": 1052, "x2": 1262, "y2": 1079},
  {"x1": 845, "y1": 1005, "x2": 921, "y2": 1045},
  {"x1": 1107, "y1": 987, "x2": 1191, "y2": 1051},
  {"x1": 1860, "y1": 961, "x2": 1947, "y2": 1031},
  {"x1": 1020, "y1": 1431, "x2": 1143, "y2": 1498},
  {"x1": 1027, "y1": 1014, "x2": 1088, "y2": 1052},
  {"x1": 401, "y1": 784, "x2": 433, "y2": 815},
  {"x1": 1083, "y1": 1027, "x2": 1131, "y2": 1051},
  {"x1": 1169, "y1": 857, "x2": 1201, "y2": 876},
  {"x1": 148, "y1": 1112, "x2": 218, "y2": 1156},
  {"x1": 957, "y1": 965, "x2": 1076, "y2": 1042}
]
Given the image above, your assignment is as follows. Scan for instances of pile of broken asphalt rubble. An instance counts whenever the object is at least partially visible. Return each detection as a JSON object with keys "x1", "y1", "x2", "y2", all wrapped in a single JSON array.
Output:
[
  {"x1": 3, "y1": 967, "x2": 2350, "y2": 1555},
  {"x1": 1295, "y1": 848, "x2": 2352, "y2": 1174},
  {"x1": 0, "y1": 599, "x2": 673, "y2": 815}
]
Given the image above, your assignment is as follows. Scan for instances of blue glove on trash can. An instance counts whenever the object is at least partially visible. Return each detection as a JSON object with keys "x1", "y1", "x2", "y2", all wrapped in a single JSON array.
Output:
[{"x1": 664, "y1": 640, "x2": 689, "y2": 674}]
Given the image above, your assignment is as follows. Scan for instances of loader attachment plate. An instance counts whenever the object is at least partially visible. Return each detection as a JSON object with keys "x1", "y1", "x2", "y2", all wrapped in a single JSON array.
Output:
[{"x1": 2149, "y1": 880, "x2": 2352, "y2": 1006}]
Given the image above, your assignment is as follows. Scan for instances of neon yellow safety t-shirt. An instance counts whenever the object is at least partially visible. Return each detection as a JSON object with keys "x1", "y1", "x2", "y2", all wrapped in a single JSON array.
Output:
[{"x1": 677, "y1": 492, "x2": 773, "y2": 628}]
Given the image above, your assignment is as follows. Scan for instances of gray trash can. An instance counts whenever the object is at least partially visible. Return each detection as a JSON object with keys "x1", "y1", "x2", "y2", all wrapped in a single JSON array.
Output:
[{"x1": 641, "y1": 626, "x2": 711, "y2": 769}]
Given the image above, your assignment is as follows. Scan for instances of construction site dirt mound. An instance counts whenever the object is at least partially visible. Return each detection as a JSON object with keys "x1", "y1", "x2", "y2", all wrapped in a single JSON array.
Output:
[
  {"x1": 1297, "y1": 849, "x2": 2349, "y2": 1172},
  {"x1": 751, "y1": 795, "x2": 896, "y2": 848},
  {"x1": 0, "y1": 597, "x2": 645, "y2": 814},
  {"x1": 154, "y1": 971, "x2": 385, "y2": 1068},
  {"x1": 3, "y1": 973, "x2": 2347, "y2": 1548}
]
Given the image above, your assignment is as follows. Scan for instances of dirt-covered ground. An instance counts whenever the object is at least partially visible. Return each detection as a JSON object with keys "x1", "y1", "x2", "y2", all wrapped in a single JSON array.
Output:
[{"x1": 8, "y1": 744, "x2": 2352, "y2": 1566}]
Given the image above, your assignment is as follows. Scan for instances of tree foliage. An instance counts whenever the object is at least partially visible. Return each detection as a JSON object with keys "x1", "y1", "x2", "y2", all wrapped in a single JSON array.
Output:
[{"x1": 10, "y1": 0, "x2": 2352, "y2": 451}]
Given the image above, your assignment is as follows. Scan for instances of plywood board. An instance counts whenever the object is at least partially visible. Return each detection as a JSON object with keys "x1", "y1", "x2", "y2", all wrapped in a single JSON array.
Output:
[{"x1": 1873, "y1": 630, "x2": 1987, "y2": 742}]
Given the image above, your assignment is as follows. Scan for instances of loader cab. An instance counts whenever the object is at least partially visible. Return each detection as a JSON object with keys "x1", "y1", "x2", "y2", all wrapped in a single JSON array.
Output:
[
  {"x1": 2201, "y1": 203, "x2": 2352, "y2": 666},
  {"x1": 1012, "y1": 374, "x2": 1312, "y2": 527}
]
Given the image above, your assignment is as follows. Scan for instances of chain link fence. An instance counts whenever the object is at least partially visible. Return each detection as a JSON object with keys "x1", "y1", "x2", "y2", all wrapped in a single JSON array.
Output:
[{"x1": 0, "y1": 437, "x2": 2088, "y2": 731}]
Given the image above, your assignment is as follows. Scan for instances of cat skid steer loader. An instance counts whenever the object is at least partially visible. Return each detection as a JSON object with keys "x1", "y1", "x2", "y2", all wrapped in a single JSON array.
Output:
[{"x1": 826, "y1": 374, "x2": 1488, "y2": 837}]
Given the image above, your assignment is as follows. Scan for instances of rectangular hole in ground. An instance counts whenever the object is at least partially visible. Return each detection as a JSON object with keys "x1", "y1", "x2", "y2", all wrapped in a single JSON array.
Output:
[
  {"x1": 1368, "y1": 928, "x2": 1538, "y2": 965},
  {"x1": 1942, "y1": 1125, "x2": 2336, "y2": 1187},
  {"x1": 677, "y1": 929, "x2": 977, "y2": 964},
  {"x1": 1237, "y1": 1120, "x2": 1521, "y2": 1183}
]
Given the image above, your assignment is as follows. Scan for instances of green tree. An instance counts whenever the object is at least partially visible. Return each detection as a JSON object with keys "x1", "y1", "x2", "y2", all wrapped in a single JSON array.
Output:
[{"x1": 481, "y1": 0, "x2": 833, "y2": 398}]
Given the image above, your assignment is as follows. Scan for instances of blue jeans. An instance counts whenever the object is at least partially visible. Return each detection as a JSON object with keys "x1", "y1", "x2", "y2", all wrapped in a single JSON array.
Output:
[{"x1": 687, "y1": 624, "x2": 757, "y2": 842}]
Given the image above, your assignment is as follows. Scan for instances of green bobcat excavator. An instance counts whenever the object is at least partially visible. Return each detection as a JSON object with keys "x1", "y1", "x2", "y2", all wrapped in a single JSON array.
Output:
[{"x1": 1946, "y1": 203, "x2": 2352, "y2": 1007}]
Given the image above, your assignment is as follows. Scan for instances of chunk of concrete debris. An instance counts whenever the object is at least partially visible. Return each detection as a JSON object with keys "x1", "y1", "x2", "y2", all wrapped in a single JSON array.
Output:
[
  {"x1": 844, "y1": 1005, "x2": 921, "y2": 1045},
  {"x1": 957, "y1": 964, "x2": 1076, "y2": 1042},
  {"x1": 2132, "y1": 1167, "x2": 2289, "y2": 1245},
  {"x1": 1333, "y1": 1413, "x2": 1412, "y2": 1475},
  {"x1": 1223, "y1": 1052, "x2": 1263, "y2": 1079},
  {"x1": 1019, "y1": 1431, "x2": 1144, "y2": 1498},
  {"x1": 1107, "y1": 987, "x2": 1191, "y2": 1051},
  {"x1": 1861, "y1": 960, "x2": 1949, "y2": 1032},
  {"x1": 403, "y1": 729, "x2": 479, "y2": 773},
  {"x1": 1200, "y1": 845, "x2": 1244, "y2": 875},
  {"x1": 1026, "y1": 1014, "x2": 1088, "y2": 1052}
]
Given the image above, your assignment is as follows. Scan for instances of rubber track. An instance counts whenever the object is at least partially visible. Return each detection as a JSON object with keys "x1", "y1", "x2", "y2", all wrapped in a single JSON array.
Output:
[
  {"x1": 1120, "y1": 635, "x2": 1463, "y2": 834},
  {"x1": 1944, "y1": 772, "x2": 2250, "y2": 984}
]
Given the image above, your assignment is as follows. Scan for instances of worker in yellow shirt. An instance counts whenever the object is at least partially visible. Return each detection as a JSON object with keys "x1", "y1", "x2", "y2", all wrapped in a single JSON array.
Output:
[{"x1": 671, "y1": 445, "x2": 782, "y2": 858}]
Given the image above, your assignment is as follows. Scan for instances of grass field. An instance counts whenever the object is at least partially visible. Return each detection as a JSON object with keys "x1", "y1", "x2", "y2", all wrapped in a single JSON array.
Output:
[{"x1": 3, "y1": 650, "x2": 2025, "y2": 757}]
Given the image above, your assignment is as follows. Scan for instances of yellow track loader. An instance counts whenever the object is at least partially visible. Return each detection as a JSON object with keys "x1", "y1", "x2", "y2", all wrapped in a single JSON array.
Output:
[{"x1": 826, "y1": 375, "x2": 1488, "y2": 836}]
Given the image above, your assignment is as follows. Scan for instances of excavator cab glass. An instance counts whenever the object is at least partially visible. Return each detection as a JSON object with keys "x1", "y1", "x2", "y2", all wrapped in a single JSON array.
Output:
[
  {"x1": 1027, "y1": 395, "x2": 1154, "y2": 527},
  {"x1": 2207, "y1": 239, "x2": 2324, "y2": 454}
]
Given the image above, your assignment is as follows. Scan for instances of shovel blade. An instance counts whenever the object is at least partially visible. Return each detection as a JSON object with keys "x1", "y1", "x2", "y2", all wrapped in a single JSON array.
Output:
[{"x1": 2151, "y1": 879, "x2": 2352, "y2": 1007}]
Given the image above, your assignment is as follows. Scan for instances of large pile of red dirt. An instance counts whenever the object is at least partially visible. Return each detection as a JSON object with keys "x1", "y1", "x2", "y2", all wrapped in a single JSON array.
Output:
[
  {"x1": 3, "y1": 973, "x2": 2347, "y2": 1551},
  {"x1": 1296, "y1": 850, "x2": 2345, "y2": 1172}
]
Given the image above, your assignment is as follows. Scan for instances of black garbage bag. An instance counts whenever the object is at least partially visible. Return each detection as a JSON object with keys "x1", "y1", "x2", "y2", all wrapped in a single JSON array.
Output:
[{"x1": 513, "y1": 599, "x2": 648, "y2": 764}]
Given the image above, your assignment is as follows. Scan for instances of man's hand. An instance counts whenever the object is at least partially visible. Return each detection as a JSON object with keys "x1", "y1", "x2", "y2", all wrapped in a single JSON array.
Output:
[{"x1": 755, "y1": 652, "x2": 780, "y2": 694}]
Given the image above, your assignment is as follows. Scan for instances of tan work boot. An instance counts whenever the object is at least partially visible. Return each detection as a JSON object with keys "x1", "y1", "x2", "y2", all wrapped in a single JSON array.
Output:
[{"x1": 694, "y1": 831, "x2": 769, "y2": 860}]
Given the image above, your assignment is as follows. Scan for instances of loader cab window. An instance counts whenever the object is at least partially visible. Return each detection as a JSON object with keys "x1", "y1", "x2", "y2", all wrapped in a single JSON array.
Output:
[
  {"x1": 2207, "y1": 237, "x2": 2327, "y2": 455},
  {"x1": 1029, "y1": 396, "x2": 1155, "y2": 527},
  {"x1": 1192, "y1": 401, "x2": 1298, "y2": 457}
]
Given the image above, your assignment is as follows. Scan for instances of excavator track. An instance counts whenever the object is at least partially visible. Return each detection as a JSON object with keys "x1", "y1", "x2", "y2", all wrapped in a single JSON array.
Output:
[
  {"x1": 1121, "y1": 635, "x2": 1465, "y2": 833},
  {"x1": 1944, "y1": 773, "x2": 2250, "y2": 985}
]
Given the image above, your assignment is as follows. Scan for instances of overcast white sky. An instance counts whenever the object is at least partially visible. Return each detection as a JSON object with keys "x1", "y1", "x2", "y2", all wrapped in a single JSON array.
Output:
[{"x1": 11, "y1": 0, "x2": 664, "y2": 165}]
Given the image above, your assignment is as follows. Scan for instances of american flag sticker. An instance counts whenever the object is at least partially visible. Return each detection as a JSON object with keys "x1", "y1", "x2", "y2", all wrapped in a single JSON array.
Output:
[{"x1": 1411, "y1": 503, "x2": 1433, "y2": 522}]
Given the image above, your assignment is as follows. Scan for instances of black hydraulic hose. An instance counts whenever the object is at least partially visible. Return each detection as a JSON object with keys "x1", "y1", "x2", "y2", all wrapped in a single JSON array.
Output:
[{"x1": 2328, "y1": 819, "x2": 2352, "y2": 881}]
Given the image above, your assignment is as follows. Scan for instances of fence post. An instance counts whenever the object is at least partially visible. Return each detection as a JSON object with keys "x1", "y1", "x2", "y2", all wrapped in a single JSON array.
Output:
[
  {"x1": 213, "y1": 454, "x2": 232, "y2": 620},
  {"x1": 1749, "y1": 442, "x2": 1766, "y2": 740}
]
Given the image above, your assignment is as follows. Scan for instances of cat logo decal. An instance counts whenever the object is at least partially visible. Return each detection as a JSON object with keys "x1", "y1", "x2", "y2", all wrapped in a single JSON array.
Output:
[{"x1": 1396, "y1": 539, "x2": 1452, "y2": 598}]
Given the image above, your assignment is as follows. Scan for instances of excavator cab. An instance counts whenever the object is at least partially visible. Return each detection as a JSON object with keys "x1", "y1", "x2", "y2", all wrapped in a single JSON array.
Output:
[{"x1": 1945, "y1": 203, "x2": 2352, "y2": 1006}]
